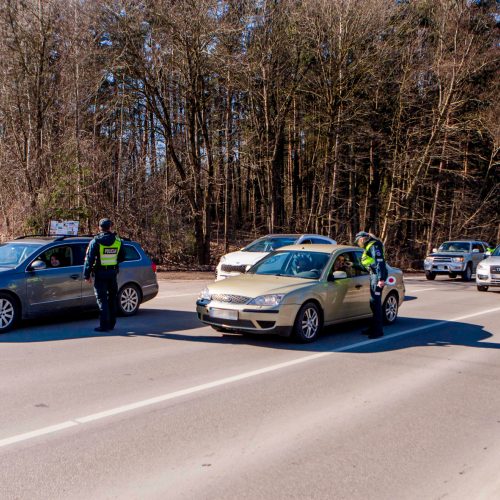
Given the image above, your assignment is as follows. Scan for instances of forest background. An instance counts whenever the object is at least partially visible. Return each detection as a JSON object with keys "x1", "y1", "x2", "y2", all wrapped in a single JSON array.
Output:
[{"x1": 0, "y1": 0, "x2": 498, "y2": 269}]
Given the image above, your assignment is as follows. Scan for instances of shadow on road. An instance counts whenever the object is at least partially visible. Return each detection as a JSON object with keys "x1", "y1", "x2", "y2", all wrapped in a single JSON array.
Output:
[{"x1": 1, "y1": 307, "x2": 497, "y2": 356}]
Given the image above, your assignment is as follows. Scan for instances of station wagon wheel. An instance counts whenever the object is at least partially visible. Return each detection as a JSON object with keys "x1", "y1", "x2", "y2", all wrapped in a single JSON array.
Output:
[
  {"x1": 0, "y1": 293, "x2": 19, "y2": 333},
  {"x1": 118, "y1": 284, "x2": 141, "y2": 316},
  {"x1": 383, "y1": 293, "x2": 399, "y2": 325},
  {"x1": 293, "y1": 302, "x2": 322, "y2": 343}
]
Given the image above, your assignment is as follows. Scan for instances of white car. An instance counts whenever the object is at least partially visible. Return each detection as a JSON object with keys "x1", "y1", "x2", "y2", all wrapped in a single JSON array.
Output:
[
  {"x1": 476, "y1": 246, "x2": 500, "y2": 292},
  {"x1": 215, "y1": 234, "x2": 336, "y2": 281}
]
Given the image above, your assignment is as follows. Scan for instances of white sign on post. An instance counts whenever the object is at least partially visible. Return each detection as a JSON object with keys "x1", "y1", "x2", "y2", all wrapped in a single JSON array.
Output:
[{"x1": 49, "y1": 220, "x2": 79, "y2": 236}]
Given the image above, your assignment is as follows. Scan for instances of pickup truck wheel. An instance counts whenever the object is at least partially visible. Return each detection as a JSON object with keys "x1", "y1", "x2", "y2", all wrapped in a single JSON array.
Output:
[
  {"x1": 461, "y1": 265, "x2": 472, "y2": 282},
  {"x1": 425, "y1": 271, "x2": 436, "y2": 281},
  {"x1": 0, "y1": 293, "x2": 19, "y2": 333},
  {"x1": 477, "y1": 285, "x2": 489, "y2": 292},
  {"x1": 292, "y1": 302, "x2": 322, "y2": 343}
]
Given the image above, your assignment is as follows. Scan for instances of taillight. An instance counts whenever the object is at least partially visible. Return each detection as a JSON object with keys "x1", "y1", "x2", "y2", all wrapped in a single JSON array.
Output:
[{"x1": 151, "y1": 261, "x2": 157, "y2": 273}]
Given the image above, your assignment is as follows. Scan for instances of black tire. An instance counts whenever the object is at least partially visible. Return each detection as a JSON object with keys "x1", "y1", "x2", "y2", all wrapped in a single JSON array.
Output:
[
  {"x1": 0, "y1": 292, "x2": 19, "y2": 333},
  {"x1": 477, "y1": 285, "x2": 489, "y2": 292},
  {"x1": 425, "y1": 271, "x2": 436, "y2": 281},
  {"x1": 383, "y1": 292, "x2": 399, "y2": 325},
  {"x1": 448, "y1": 273, "x2": 457, "y2": 279},
  {"x1": 117, "y1": 283, "x2": 141, "y2": 316},
  {"x1": 292, "y1": 301, "x2": 323, "y2": 343},
  {"x1": 461, "y1": 264, "x2": 472, "y2": 282}
]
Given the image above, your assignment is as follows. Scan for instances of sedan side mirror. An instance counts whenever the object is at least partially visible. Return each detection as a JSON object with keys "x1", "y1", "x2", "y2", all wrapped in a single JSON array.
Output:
[
  {"x1": 29, "y1": 260, "x2": 47, "y2": 271},
  {"x1": 328, "y1": 270, "x2": 347, "y2": 281}
]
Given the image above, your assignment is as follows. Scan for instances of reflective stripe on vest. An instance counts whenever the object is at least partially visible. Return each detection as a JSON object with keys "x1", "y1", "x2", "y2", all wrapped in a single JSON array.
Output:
[{"x1": 99, "y1": 237, "x2": 122, "y2": 267}]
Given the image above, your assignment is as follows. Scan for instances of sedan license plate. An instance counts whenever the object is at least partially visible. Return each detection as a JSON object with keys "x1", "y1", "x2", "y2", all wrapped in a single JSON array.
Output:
[
  {"x1": 209, "y1": 308, "x2": 238, "y2": 321},
  {"x1": 492, "y1": 267, "x2": 500, "y2": 273}
]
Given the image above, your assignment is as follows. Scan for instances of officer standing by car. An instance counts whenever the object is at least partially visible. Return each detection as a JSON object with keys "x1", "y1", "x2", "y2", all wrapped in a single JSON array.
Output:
[
  {"x1": 84, "y1": 218, "x2": 125, "y2": 332},
  {"x1": 354, "y1": 231, "x2": 388, "y2": 339}
]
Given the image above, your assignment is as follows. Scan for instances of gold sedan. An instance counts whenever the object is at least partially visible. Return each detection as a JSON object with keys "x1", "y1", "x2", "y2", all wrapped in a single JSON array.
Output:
[{"x1": 196, "y1": 245, "x2": 405, "y2": 342}]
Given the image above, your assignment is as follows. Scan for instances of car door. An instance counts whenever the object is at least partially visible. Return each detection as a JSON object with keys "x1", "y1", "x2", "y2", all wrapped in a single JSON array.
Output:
[
  {"x1": 26, "y1": 244, "x2": 84, "y2": 315},
  {"x1": 323, "y1": 251, "x2": 370, "y2": 323}
]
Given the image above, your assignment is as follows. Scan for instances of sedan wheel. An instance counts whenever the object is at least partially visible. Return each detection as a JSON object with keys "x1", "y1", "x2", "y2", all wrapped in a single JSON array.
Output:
[
  {"x1": 293, "y1": 302, "x2": 322, "y2": 343},
  {"x1": 0, "y1": 294, "x2": 18, "y2": 333},
  {"x1": 118, "y1": 284, "x2": 141, "y2": 316},
  {"x1": 383, "y1": 293, "x2": 399, "y2": 325},
  {"x1": 477, "y1": 285, "x2": 489, "y2": 292}
]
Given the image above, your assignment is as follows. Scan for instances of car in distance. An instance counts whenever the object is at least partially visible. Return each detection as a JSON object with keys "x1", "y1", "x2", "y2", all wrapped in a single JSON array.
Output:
[
  {"x1": 215, "y1": 234, "x2": 337, "y2": 281},
  {"x1": 476, "y1": 245, "x2": 500, "y2": 292},
  {"x1": 0, "y1": 235, "x2": 158, "y2": 333},
  {"x1": 423, "y1": 240, "x2": 488, "y2": 281},
  {"x1": 198, "y1": 244, "x2": 405, "y2": 343}
]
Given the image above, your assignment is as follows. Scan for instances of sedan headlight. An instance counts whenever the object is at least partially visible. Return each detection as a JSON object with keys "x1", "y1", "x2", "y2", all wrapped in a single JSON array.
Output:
[
  {"x1": 247, "y1": 294, "x2": 285, "y2": 306},
  {"x1": 220, "y1": 256, "x2": 226, "y2": 264},
  {"x1": 424, "y1": 257, "x2": 434, "y2": 263},
  {"x1": 198, "y1": 287, "x2": 211, "y2": 301},
  {"x1": 452, "y1": 257, "x2": 464, "y2": 263},
  {"x1": 477, "y1": 263, "x2": 487, "y2": 271}
]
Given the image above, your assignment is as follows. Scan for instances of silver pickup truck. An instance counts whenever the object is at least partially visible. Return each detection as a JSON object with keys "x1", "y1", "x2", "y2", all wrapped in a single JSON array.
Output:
[{"x1": 423, "y1": 240, "x2": 489, "y2": 281}]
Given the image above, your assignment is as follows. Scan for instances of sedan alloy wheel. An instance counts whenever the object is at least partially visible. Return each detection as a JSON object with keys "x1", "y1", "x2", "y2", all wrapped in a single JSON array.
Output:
[{"x1": 293, "y1": 302, "x2": 322, "y2": 343}]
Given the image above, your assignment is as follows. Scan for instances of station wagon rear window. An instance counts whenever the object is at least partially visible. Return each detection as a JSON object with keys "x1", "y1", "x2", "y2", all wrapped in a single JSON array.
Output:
[{"x1": 123, "y1": 245, "x2": 140, "y2": 261}]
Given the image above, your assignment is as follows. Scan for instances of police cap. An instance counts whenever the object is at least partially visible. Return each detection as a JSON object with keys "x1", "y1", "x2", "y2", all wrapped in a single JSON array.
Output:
[
  {"x1": 354, "y1": 231, "x2": 370, "y2": 244},
  {"x1": 99, "y1": 218, "x2": 113, "y2": 230}
]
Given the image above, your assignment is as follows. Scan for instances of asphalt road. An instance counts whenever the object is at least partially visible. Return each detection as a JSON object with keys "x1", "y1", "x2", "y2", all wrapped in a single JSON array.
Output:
[{"x1": 1, "y1": 275, "x2": 500, "y2": 500}]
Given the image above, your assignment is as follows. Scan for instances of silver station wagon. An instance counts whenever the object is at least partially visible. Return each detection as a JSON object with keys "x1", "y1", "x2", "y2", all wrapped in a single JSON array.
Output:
[{"x1": 0, "y1": 235, "x2": 158, "y2": 332}]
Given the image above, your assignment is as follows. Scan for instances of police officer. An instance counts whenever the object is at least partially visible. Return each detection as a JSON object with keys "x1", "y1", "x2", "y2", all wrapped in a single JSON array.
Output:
[
  {"x1": 84, "y1": 218, "x2": 125, "y2": 332},
  {"x1": 354, "y1": 231, "x2": 388, "y2": 339}
]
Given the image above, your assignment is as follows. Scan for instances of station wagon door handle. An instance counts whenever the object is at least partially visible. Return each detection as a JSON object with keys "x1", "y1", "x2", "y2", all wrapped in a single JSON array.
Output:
[
  {"x1": 70, "y1": 274, "x2": 80, "y2": 280},
  {"x1": 355, "y1": 284, "x2": 363, "y2": 289}
]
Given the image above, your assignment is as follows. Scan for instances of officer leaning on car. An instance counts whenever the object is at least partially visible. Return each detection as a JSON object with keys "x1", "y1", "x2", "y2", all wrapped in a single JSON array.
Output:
[
  {"x1": 354, "y1": 231, "x2": 388, "y2": 339},
  {"x1": 84, "y1": 218, "x2": 125, "y2": 332}
]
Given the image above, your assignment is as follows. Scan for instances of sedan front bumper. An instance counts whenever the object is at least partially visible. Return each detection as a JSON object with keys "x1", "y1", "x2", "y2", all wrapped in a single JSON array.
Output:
[{"x1": 196, "y1": 300, "x2": 300, "y2": 336}]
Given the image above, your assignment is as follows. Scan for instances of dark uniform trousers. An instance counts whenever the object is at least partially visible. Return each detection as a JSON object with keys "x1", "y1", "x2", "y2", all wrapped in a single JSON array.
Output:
[
  {"x1": 94, "y1": 268, "x2": 118, "y2": 330},
  {"x1": 369, "y1": 274, "x2": 384, "y2": 336}
]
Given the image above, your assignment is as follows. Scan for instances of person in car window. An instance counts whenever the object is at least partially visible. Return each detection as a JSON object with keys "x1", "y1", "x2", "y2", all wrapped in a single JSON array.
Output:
[
  {"x1": 84, "y1": 218, "x2": 125, "y2": 332},
  {"x1": 50, "y1": 254, "x2": 61, "y2": 267},
  {"x1": 355, "y1": 231, "x2": 388, "y2": 339},
  {"x1": 334, "y1": 255, "x2": 352, "y2": 273}
]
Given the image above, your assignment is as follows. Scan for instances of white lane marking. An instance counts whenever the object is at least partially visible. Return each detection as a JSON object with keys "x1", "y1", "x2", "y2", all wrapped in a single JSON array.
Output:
[
  {"x1": 2, "y1": 306, "x2": 500, "y2": 449},
  {"x1": 0, "y1": 421, "x2": 78, "y2": 448},
  {"x1": 406, "y1": 287, "x2": 437, "y2": 292},
  {"x1": 155, "y1": 293, "x2": 200, "y2": 299}
]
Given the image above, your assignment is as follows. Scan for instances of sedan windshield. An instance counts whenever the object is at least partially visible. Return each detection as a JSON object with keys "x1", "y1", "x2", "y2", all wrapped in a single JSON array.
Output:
[
  {"x1": 0, "y1": 243, "x2": 42, "y2": 267},
  {"x1": 243, "y1": 237, "x2": 297, "y2": 253},
  {"x1": 438, "y1": 242, "x2": 470, "y2": 252},
  {"x1": 492, "y1": 246, "x2": 500, "y2": 257},
  {"x1": 249, "y1": 250, "x2": 331, "y2": 279}
]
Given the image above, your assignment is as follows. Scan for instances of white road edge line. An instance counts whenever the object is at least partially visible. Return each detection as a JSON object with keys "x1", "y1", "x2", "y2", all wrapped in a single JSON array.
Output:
[
  {"x1": 406, "y1": 287, "x2": 437, "y2": 292},
  {"x1": 155, "y1": 293, "x2": 200, "y2": 298},
  {"x1": 2, "y1": 305, "x2": 500, "y2": 449}
]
